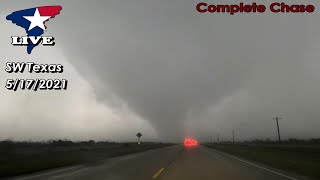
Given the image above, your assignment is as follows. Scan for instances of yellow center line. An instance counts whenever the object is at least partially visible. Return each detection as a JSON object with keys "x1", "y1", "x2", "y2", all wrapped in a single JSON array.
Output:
[{"x1": 152, "y1": 168, "x2": 165, "y2": 179}]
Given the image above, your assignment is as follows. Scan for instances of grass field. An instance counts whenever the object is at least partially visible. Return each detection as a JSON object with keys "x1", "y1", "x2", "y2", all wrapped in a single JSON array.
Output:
[
  {"x1": 0, "y1": 141, "x2": 173, "y2": 178},
  {"x1": 205, "y1": 143, "x2": 320, "y2": 179}
]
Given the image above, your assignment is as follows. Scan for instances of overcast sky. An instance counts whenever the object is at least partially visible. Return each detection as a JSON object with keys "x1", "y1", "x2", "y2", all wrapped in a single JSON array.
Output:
[{"x1": 1, "y1": 0, "x2": 320, "y2": 142}]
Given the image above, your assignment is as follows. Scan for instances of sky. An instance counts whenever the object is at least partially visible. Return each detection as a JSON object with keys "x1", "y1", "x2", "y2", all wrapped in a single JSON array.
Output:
[{"x1": 1, "y1": 0, "x2": 320, "y2": 142}]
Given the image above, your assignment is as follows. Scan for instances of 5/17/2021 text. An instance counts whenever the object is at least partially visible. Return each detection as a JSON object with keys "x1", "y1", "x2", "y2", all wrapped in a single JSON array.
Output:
[{"x1": 6, "y1": 79, "x2": 68, "y2": 91}]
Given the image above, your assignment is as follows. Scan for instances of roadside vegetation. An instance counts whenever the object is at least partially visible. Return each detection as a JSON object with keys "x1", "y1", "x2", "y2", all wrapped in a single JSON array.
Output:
[
  {"x1": 205, "y1": 138, "x2": 320, "y2": 179},
  {"x1": 0, "y1": 140, "x2": 173, "y2": 178}
]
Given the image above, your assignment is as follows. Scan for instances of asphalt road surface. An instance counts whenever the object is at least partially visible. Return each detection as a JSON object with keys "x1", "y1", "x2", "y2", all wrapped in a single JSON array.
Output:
[{"x1": 9, "y1": 145, "x2": 313, "y2": 180}]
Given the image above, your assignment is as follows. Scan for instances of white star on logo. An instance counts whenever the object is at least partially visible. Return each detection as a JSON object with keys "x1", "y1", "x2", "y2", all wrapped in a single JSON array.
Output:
[{"x1": 23, "y1": 8, "x2": 51, "y2": 31}]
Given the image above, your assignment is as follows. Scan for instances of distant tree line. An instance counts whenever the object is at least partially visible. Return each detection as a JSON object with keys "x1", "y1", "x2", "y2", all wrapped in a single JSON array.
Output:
[
  {"x1": 0, "y1": 139, "x2": 166, "y2": 150},
  {"x1": 242, "y1": 138, "x2": 320, "y2": 145},
  {"x1": 209, "y1": 138, "x2": 320, "y2": 145},
  {"x1": 0, "y1": 139, "x2": 116, "y2": 149}
]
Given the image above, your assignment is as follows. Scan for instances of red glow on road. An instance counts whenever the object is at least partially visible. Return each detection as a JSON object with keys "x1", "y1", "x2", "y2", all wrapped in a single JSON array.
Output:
[{"x1": 184, "y1": 137, "x2": 198, "y2": 147}]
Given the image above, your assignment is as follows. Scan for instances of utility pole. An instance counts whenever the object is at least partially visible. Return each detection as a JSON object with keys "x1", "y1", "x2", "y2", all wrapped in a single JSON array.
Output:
[
  {"x1": 217, "y1": 134, "x2": 220, "y2": 144},
  {"x1": 232, "y1": 130, "x2": 235, "y2": 144},
  {"x1": 272, "y1": 116, "x2": 283, "y2": 143}
]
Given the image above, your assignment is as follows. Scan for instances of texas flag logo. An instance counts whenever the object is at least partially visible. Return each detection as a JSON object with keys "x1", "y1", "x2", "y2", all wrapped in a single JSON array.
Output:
[{"x1": 6, "y1": 6, "x2": 62, "y2": 54}]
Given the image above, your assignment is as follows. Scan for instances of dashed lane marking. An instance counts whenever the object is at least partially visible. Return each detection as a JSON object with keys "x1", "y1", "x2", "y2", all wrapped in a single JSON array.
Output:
[{"x1": 152, "y1": 168, "x2": 165, "y2": 179}]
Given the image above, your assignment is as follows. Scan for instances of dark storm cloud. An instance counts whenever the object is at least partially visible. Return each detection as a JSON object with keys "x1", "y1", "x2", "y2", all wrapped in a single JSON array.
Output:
[
  {"x1": 52, "y1": 0, "x2": 255, "y2": 140},
  {"x1": 2, "y1": 0, "x2": 320, "y2": 141}
]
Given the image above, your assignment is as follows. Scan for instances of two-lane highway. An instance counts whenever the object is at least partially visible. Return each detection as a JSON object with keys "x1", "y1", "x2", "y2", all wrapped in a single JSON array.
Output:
[{"x1": 10, "y1": 145, "x2": 312, "y2": 180}]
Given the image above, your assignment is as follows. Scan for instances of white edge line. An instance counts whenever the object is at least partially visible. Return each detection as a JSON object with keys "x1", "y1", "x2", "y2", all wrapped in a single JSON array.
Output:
[
  {"x1": 48, "y1": 154, "x2": 144, "y2": 179},
  {"x1": 14, "y1": 151, "x2": 151, "y2": 180},
  {"x1": 51, "y1": 169, "x2": 86, "y2": 179},
  {"x1": 119, "y1": 154, "x2": 143, "y2": 160},
  {"x1": 45, "y1": 154, "x2": 144, "y2": 178},
  {"x1": 212, "y1": 149, "x2": 299, "y2": 180},
  {"x1": 14, "y1": 166, "x2": 82, "y2": 180}
]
